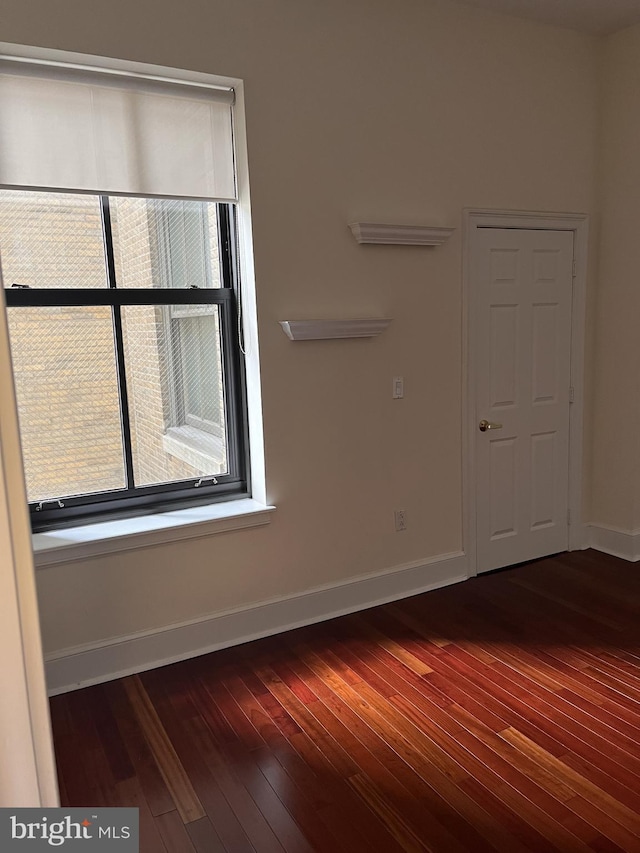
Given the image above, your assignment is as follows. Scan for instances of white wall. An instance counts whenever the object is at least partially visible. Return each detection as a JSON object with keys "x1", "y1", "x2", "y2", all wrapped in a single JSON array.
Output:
[
  {"x1": 591, "y1": 24, "x2": 640, "y2": 534},
  {"x1": 0, "y1": 0, "x2": 599, "y2": 666}
]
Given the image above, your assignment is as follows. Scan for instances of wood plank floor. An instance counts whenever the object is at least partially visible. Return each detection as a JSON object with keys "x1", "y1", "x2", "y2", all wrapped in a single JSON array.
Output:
[{"x1": 50, "y1": 549, "x2": 640, "y2": 852}]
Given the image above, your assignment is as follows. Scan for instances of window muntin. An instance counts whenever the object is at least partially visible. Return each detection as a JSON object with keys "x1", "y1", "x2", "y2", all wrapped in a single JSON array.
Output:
[{"x1": 2, "y1": 191, "x2": 247, "y2": 530}]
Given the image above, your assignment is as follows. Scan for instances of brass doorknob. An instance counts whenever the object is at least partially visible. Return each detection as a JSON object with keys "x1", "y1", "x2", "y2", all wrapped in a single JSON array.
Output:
[{"x1": 479, "y1": 419, "x2": 503, "y2": 432}]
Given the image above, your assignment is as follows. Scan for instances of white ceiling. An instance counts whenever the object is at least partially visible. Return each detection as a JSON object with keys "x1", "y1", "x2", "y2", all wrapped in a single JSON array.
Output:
[{"x1": 455, "y1": 0, "x2": 640, "y2": 34}]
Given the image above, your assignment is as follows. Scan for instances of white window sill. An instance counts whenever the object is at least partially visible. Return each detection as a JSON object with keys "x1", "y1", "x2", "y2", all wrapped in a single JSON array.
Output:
[{"x1": 32, "y1": 498, "x2": 276, "y2": 568}]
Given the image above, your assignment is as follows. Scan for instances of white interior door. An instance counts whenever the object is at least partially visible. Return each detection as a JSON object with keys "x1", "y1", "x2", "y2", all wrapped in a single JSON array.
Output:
[{"x1": 473, "y1": 227, "x2": 573, "y2": 574}]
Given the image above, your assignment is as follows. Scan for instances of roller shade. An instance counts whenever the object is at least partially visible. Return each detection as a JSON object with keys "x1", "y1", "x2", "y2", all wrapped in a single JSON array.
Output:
[{"x1": 0, "y1": 58, "x2": 236, "y2": 201}]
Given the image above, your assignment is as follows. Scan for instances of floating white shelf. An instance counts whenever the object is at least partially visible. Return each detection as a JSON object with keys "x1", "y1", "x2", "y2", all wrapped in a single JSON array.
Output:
[
  {"x1": 280, "y1": 318, "x2": 392, "y2": 341},
  {"x1": 349, "y1": 222, "x2": 455, "y2": 246}
]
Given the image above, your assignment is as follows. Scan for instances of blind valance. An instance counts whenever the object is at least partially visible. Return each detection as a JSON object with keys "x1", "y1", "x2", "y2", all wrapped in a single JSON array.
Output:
[{"x1": 0, "y1": 58, "x2": 236, "y2": 201}]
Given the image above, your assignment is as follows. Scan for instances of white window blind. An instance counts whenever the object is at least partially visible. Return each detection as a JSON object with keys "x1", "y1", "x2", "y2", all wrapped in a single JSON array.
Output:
[{"x1": 0, "y1": 58, "x2": 236, "y2": 201}]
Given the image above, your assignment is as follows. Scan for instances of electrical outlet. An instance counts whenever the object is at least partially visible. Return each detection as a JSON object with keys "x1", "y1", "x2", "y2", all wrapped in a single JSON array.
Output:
[
  {"x1": 394, "y1": 509, "x2": 407, "y2": 532},
  {"x1": 393, "y1": 376, "x2": 404, "y2": 399}
]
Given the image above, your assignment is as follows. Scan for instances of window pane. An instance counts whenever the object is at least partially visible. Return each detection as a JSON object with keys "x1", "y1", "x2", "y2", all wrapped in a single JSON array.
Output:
[
  {"x1": 110, "y1": 197, "x2": 222, "y2": 289},
  {"x1": 0, "y1": 191, "x2": 108, "y2": 289},
  {"x1": 7, "y1": 306, "x2": 127, "y2": 502},
  {"x1": 122, "y1": 304, "x2": 227, "y2": 487}
]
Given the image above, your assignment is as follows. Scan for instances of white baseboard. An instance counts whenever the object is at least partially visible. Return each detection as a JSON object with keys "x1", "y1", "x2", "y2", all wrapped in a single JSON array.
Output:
[
  {"x1": 45, "y1": 551, "x2": 468, "y2": 695},
  {"x1": 588, "y1": 524, "x2": 640, "y2": 562}
]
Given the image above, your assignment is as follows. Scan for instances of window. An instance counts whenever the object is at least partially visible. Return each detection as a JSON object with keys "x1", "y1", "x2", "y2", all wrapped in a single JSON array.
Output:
[{"x1": 0, "y1": 56, "x2": 249, "y2": 531}]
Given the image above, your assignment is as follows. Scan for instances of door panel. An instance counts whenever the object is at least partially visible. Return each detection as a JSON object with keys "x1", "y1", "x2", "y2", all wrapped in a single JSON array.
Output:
[
  {"x1": 489, "y1": 437, "x2": 517, "y2": 539},
  {"x1": 530, "y1": 431, "x2": 556, "y2": 528},
  {"x1": 474, "y1": 228, "x2": 573, "y2": 573},
  {"x1": 490, "y1": 305, "x2": 518, "y2": 407}
]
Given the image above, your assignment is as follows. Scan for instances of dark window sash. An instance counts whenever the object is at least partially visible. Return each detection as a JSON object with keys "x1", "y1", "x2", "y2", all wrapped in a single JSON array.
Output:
[
  {"x1": 30, "y1": 477, "x2": 250, "y2": 532},
  {"x1": 2, "y1": 195, "x2": 248, "y2": 532},
  {"x1": 4, "y1": 288, "x2": 232, "y2": 307}
]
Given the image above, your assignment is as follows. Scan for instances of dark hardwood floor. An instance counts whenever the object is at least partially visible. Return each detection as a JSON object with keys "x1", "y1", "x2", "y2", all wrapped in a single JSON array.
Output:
[{"x1": 50, "y1": 549, "x2": 640, "y2": 852}]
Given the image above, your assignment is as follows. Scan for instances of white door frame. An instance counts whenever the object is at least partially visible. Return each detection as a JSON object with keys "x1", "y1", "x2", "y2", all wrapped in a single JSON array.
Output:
[
  {"x1": 0, "y1": 288, "x2": 59, "y2": 807},
  {"x1": 462, "y1": 209, "x2": 589, "y2": 578}
]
